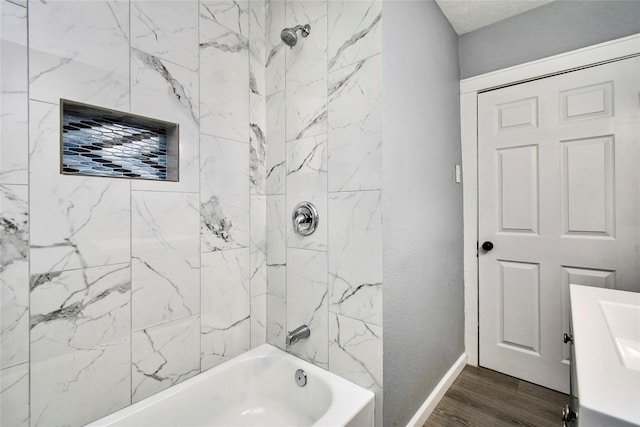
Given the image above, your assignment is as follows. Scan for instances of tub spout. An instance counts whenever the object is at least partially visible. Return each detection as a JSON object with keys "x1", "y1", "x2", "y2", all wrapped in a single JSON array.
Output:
[{"x1": 286, "y1": 325, "x2": 310, "y2": 346}]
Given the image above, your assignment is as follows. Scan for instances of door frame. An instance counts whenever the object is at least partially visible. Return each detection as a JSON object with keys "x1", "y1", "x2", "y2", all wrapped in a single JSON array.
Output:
[{"x1": 460, "y1": 33, "x2": 640, "y2": 367}]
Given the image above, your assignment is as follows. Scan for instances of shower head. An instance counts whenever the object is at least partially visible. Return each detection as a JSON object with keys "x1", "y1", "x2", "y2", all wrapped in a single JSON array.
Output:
[{"x1": 280, "y1": 24, "x2": 311, "y2": 48}]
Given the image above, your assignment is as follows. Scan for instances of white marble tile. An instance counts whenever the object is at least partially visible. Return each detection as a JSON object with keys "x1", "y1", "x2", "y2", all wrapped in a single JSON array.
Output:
[
  {"x1": 1, "y1": 1, "x2": 28, "y2": 184},
  {"x1": 328, "y1": 54, "x2": 382, "y2": 191},
  {"x1": 0, "y1": 90, "x2": 28, "y2": 185},
  {"x1": 329, "y1": 313, "x2": 383, "y2": 427},
  {"x1": 251, "y1": 293, "x2": 267, "y2": 348},
  {"x1": 268, "y1": 264, "x2": 286, "y2": 300},
  {"x1": 266, "y1": 195, "x2": 286, "y2": 270},
  {"x1": 200, "y1": 135, "x2": 250, "y2": 251},
  {"x1": 201, "y1": 249, "x2": 251, "y2": 370},
  {"x1": 265, "y1": 204, "x2": 286, "y2": 311},
  {"x1": 266, "y1": 91, "x2": 286, "y2": 194},
  {"x1": 286, "y1": 135, "x2": 327, "y2": 251},
  {"x1": 264, "y1": 198, "x2": 284, "y2": 306},
  {"x1": 30, "y1": 263, "x2": 131, "y2": 427},
  {"x1": 267, "y1": 293, "x2": 286, "y2": 350},
  {"x1": 250, "y1": 59, "x2": 266, "y2": 196},
  {"x1": 29, "y1": 101, "x2": 131, "y2": 274},
  {"x1": 132, "y1": 315, "x2": 201, "y2": 403},
  {"x1": 200, "y1": 1, "x2": 250, "y2": 142},
  {"x1": 250, "y1": 0, "x2": 267, "y2": 98},
  {"x1": 201, "y1": 0, "x2": 249, "y2": 35},
  {"x1": 1, "y1": 185, "x2": 29, "y2": 369},
  {"x1": 132, "y1": 191, "x2": 200, "y2": 331},
  {"x1": 4, "y1": 0, "x2": 26, "y2": 7},
  {"x1": 28, "y1": 0, "x2": 130, "y2": 109},
  {"x1": 131, "y1": 0, "x2": 199, "y2": 71},
  {"x1": 265, "y1": 0, "x2": 285, "y2": 95},
  {"x1": 130, "y1": 48, "x2": 199, "y2": 126},
  {"x1": 130, "y1": 49, "x2": 200, "y2": 193},
  {"x1": 250, "y1": 10, "x2": 266, "y2": 202},
  {"x1": 285, "y1": 0, "x2": 327, "y2": 141},
  {"x1": 0, "y1": 363, "x2": 29, "y2": 427},
  {"x1": 329, "y1": 191, "x2": 382, "y2": 325},
  {"x1": 250, "y1": 105, "x2": 266, "y2": 195},
  {"x1": 328, "y1": 0, "x2": 381, "y2": 72},
  {"x1": 250, "y1": 0, "x2": 266, "y2": 197},
  {"x1": 286, "y1": 248, "x2": 328, "y2": 368},
  {"x1": 251, "y1": 195, "x2": 267, "y2": 297}
]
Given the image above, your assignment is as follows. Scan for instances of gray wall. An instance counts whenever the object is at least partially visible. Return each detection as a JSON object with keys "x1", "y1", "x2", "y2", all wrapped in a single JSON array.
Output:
[
  {"x1": 459, "y1": 0, "x2": 640, "y2": 78},
  {"x1": 382, "y1": 1, "x2": 464, "y2": 426}
]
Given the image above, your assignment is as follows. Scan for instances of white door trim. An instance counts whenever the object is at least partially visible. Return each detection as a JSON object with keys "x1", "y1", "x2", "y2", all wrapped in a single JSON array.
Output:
[{"x1": 460, "y1": 33, "x2": 640, "y2": 367}]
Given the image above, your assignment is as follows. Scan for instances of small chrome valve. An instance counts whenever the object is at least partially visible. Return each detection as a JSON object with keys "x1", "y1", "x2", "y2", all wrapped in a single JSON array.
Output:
[{"x1": 292, "y1": 202, "x2": 318, "y2": 236}]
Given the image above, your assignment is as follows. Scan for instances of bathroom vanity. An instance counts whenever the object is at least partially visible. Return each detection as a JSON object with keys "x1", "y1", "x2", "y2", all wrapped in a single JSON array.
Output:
[{"x1": 567, "y1": 284, "x2": 640, "y2": 426}]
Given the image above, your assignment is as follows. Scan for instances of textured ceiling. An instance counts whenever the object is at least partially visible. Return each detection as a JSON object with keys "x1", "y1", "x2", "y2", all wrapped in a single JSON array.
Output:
[{"x1": 435, "y1": 0, "x2": 556, "y2": 35}]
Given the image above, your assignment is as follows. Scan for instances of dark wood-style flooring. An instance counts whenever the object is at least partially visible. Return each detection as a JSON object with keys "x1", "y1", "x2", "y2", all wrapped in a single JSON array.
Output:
[{"x1": 424, "y1": 366, "x2": 569, "y2": 427}]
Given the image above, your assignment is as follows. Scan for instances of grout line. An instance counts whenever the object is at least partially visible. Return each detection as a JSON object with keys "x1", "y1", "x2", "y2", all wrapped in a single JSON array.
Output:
[
  {"x1": 325, "y1": 0, "x2": 330, "y2": 371},
  {"x1": 26, "y1": 0, "x2": 32, "y2": 422},
  {"x1": 128, "y1": 0, "x2": 133, "y2": 406},
  {"x1": 248, "y1": 0, "x2": 253, "y2": 350},
  {"x1": 198, "y1": 130, "x2": 252, "y2": 145},
  {"x1": 287, "y1": 245, "x2": 327, "y2": 254},
  {"x1": 327, "y1": 310, "x2": 382, "y2": 330},
  {"x1": 283, "y1": 0, "x2": 288, "y2": 353},
  {"x1": 131, "y1": 312, "x2": 200, "y2": 335},
  {"x1": 197, "y1": 0, "x2": 202, "y2": 375},
  {"x1": 328, "y1": 51, "x2": 382, "y2": 74},
  {"x1": 25, "y1": 98, "x2": 57, "y2": 107},
  {"x1": 29, "y1": 260, "x2": 131, "y2": 275},
  {"x1": 328, "y1": 188, "x2": 382, "y2": 194},
  {"x1": 129, "y1": 175, "x2": 133, "y2": 406},
  {"x1": 276, "y1": 1, "x2": 289, "y2": 353}
]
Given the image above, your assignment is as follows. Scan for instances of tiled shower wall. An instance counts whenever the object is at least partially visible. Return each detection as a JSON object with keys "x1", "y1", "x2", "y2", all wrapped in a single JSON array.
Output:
[
  {"x1": 0, "y1": 0, "x2": 266, "y2": 425},
  {"x1": 264, "y1": 0, "x2": 384, "y2": 425},
  {"x1": 1, "y1": 0, "x2": 383, "y2": 425}
]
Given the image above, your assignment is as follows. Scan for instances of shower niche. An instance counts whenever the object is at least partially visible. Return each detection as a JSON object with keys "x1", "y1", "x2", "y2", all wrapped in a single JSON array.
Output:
[{"x1": 61, "y1": 99, "x2": 179, "y2": 181}]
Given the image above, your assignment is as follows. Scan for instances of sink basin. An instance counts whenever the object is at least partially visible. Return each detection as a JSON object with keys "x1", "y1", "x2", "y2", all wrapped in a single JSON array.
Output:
[
  {"x1": 570, "y1": 284, "x2": 640, "y2": 426},
  {"x1": 600, "y1": 301, "x2": 640, "y2": 372}
]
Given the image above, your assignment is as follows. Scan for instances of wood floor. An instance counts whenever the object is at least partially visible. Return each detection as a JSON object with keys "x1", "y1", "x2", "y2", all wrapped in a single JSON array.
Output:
[{"x1": 424, "y1": 366, "x2": 569, "y2": 427}]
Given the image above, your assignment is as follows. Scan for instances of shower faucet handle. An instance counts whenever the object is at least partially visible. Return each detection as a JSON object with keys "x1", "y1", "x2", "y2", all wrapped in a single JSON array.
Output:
[{"x1": 292, "y1": 202, "x2": 318, "y2": 236}]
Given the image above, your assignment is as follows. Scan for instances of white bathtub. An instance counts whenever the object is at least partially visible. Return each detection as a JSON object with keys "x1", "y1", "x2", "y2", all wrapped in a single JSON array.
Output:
[{"x1": 86, "y1": 344, "x2": 375, "y2": 427}]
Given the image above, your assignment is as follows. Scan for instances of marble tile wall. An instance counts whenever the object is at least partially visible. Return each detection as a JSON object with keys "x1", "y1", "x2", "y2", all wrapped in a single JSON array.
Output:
[
  {"x1": 265, "y1": 0, "x2": 384, "y2": 425},
  {"x1": 0, "y1": 0, "x2": 265, "y2": 425},
  {"x1": 1, "y1": 1, "x2": 32, "y2": 425},
  {"x1": 1, "y1": 0, "x2": 383, "y2": 424}
]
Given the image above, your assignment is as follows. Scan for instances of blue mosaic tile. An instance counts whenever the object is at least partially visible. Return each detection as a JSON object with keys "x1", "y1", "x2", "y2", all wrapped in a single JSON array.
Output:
[{"x1": 61, "y1": 102, "x2": 177, "y2": 181}]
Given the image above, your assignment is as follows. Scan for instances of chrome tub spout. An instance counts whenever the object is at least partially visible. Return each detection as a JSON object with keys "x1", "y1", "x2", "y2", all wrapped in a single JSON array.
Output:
[{"x1": 286, "y1": 325, "x2": 311, "y2": 346}]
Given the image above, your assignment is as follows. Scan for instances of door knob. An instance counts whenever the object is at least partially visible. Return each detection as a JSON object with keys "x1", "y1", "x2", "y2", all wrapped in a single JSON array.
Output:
[{"x1": 481, "y1": 241, "x2": 494, "y2": 251}]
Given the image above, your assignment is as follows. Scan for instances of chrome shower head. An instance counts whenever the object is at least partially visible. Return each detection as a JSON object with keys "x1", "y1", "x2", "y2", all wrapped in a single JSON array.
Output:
[
  {"x1": 280, "y1": 24, "x2": 311, "y2": 48},
  {"x1": 280, "y1": 28, "x2": 298, "y2": 47}
]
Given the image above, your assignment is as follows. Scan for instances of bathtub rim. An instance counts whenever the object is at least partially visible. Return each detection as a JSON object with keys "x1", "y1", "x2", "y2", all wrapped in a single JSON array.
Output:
[{"x1": 85, "y1": 343, "x2": 375, "y2": 427}]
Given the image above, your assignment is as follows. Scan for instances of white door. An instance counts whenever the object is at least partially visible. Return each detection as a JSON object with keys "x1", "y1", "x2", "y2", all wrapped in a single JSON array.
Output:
[{"x1": 478, "y1": 57, "x2": 640, "y2": 393}]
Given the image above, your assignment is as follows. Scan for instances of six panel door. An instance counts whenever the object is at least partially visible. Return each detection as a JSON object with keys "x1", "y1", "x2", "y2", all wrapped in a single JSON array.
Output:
[{"x1": 478, "y1": 57, "x2": 640, "y2": 393}]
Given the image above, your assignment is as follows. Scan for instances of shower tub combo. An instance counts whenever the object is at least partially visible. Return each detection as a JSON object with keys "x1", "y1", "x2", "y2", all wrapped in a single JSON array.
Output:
[
  {"x1": 86, "y1": 344, "x2": 375, "y2": 427},
  {"x1": 87, "y1": 21, "x2": 373, "y2": 427}
]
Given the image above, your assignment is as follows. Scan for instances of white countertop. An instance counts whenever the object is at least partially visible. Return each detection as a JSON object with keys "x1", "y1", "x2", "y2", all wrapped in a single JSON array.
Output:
[{"x1": 570, "y1": 284, "x2": 640, "y2": 426}]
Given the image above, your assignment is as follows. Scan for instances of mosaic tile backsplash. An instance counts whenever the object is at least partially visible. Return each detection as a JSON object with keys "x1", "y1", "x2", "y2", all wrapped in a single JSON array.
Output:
[{"x1": 61, "y1": 101, "x2": 178, "y2": 181}]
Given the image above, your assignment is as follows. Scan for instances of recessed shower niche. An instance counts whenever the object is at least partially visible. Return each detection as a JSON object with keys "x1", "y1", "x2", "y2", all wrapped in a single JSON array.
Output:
[{"x1": 61, "y1": 99, "x2": 179, "y2": 181}]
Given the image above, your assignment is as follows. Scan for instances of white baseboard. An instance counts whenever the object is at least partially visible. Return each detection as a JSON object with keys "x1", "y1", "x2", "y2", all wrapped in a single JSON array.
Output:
[{"x1": 405, "y1": 353, "x2": 467, "y2": 427}]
